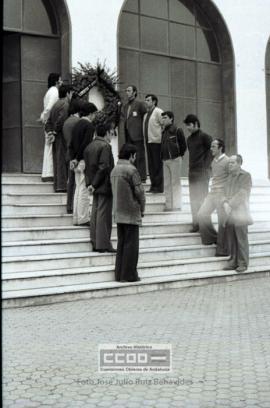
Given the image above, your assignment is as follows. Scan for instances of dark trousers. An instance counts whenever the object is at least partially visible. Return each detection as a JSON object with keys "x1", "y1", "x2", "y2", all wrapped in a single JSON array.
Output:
[
  {"x1": 198, "y1": 192, "x2": 228, "y2": 255},
  {"x1": 226, "y1": 224, "x2": 249, "y2": 268},
  {"x1": 66, "y1": 166, "x2": 75, "y2": 213},
  {"x1": 127, "y1": 138, "x2": 146, "y2": 182},
  {"x1": 115, "y1": 224, "x2": 139, "y2": 282},
  {"x1": 146, "y1": 143, "x2": 163, "y2": 192},
  {"x1": 53, "y1": 133, "x2": 67, "y2": 192},
  {"x1": 90, "y1": 194, "x2": 113, "y2": 250},
  {"x1": 189, "y1": 175, "x2": 209, "y2": 229}
]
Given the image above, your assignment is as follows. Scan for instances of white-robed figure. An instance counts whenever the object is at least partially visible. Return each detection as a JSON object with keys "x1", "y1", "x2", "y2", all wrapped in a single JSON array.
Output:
[{"x1": 39, "y1": 73, "x2": 62, "y2": 181}]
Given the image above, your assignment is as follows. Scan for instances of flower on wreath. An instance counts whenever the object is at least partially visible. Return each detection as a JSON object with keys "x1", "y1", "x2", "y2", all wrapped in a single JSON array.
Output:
[{"x1": 72, "y1": 62, "x2": 122, "y2": 126}]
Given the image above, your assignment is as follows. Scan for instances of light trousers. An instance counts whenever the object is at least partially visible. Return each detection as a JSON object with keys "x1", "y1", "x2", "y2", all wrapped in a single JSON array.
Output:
[
  {"x1": 163, "y1": 156, "x2": 182, "y2": 210},
  {"x1": 73, "y1": 160, "x2": 90, "y2": 225},
  {"x1": 198, "y1": 191, "x2": 228, "y2": 255},
  {"x1": 41, "y1": 132, "x2": 54, "y2": 181}
]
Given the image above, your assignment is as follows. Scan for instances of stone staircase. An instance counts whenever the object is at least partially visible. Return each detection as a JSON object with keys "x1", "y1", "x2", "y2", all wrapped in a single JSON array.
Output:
[{"x1": 2, "y1": 173, "x2": 270, "y2": 308}]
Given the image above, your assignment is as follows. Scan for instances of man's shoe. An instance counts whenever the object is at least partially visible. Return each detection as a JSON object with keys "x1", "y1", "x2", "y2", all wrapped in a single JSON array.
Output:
[
  {"x1": 95, "y1": 248, "x2": 117, "y2": 253},
  {"x1": 79, "y1": 222, "x2": 90, "y2": 226},
  {"x1": 189, "y1": 227, "x2": 199, "y2": 233},
  {"x1": 215, "y1": 253, "x2": 228, "y2": 257},
  {"x1": 127, "y1": 277, "x2": 141, "y2": 282},
  {"x1": 147, "y1": 188, "x2": 153, "y2": 193},
  {"x1": 106, "y1": 248, "x2": 117, "y2": 253},
  {"x1": 236, "y1": 266, "x2": 247, "y2": 273},
  {"x1": 223, "y1": 265, "x2": 236, "y2": 271}
]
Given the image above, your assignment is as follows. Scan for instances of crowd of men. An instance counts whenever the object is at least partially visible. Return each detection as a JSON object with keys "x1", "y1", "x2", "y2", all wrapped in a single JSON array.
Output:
[{"x1": 39, "y1": 74, "x2": 253, "y2": 282}]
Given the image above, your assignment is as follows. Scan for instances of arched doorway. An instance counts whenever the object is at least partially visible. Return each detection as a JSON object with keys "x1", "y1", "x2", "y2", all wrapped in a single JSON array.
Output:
[
  {"x1": 118, "y1": 0, "x2": 236, "y2": 174},
  {"x1": 2, "y1": 0, "x2": 71, "y2": 173},
  {"x1": 266, "y1": 38, "x2": 270, "y2": 179}
]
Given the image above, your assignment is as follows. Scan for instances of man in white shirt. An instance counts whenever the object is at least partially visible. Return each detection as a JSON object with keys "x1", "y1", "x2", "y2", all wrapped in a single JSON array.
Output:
[
  {"x1": 198, "y1": 139, "x2": 230, "y2": 256},
  {"x1": 143, "y1": 94, "x2": 163, "y2": 193},
  {"x1": 39, "y1": 73, "x2": 62, "y2": 181}
]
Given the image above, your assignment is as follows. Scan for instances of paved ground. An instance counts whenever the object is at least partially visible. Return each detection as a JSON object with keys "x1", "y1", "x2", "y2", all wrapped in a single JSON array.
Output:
[{"x1": 3, "y1": 277, "x2": 270, "y2": 408}]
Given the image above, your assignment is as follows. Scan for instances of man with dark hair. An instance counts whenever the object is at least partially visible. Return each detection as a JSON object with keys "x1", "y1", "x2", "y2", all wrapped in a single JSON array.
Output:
[
  {"x1": 111, "y1": 143, "x2": 145, "y2": 282},
  {"x1": 198, "y1": 138, "x2": 230, "y2": 255},
  {"x1": 143, "y1": 94, "x2": 164, "y2": 193},
  {"x1": 222, "y1": 155, "x2": 253, "y2": 273},
  {"x1": 40, "y1": 73, "x2": 62, "y2": 124},
  {"x1": 183, "y1": 113, "x2": 212, "y2": 232},
  {"x1": 69, "y1": 101, "x2": 98, "y2": 226},
  {"x1": 161, "y1": 111, "x2": 187, "y2": 210},
  {"x1": 63, "y1": 98, "x2": 83, "y2": 213},
  {"x1": 122, "y1": 85, "x2": 147, "y2": 182},
  {"x1": 39, "y1": 72, "x2": 62, "y2": 182},
  {"x1": 84, "y1": 122, "x2": 116, "y2": 252},
  {"x1": 45, "y1": 84, "x2": 73, "y2": 192}
]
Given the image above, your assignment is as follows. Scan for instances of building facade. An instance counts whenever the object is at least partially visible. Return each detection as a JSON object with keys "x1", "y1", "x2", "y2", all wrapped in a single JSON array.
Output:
[{"x1": 2, "y1": 0, "x2": 270, "y2": 179}]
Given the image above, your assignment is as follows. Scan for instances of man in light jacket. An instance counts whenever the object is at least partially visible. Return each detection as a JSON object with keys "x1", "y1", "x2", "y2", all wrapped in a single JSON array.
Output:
[
  {"x1": 222, "y1": 155, "x2": 253, "y2": 273},
  {"x1": 143, "y1": 94, "x2": 164, "y2": 193},
  {"x1": 111, "y1": 144, "x2": 145, "y2": 282},
  {"x1": 198, "y1": 139, "x2": 230, "y2": 256}
]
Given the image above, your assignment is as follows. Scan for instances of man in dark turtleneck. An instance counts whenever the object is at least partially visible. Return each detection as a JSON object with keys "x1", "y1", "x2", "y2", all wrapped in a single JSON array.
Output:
[
  {"x1": 184, "y1": 114, "x2": 212, "y2": 233},
  {"x1": 122, "y1": 85, "x2": 147, "y2": 182},
  {"x1": 161, "y1": 111, "x2": 187, "y2": 211}
]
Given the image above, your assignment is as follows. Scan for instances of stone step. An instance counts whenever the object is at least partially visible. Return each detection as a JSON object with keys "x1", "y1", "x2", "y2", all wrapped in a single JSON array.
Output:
[
  {"x1": 2, "y1": 201, "x2": 173, "y2": 216},
  {"x1": 3, "y1": 181, "x2": 270, "y2": 196},
  {"x1": 2, "y1": 173, "x2": 270, "y2": 185},
  {"x1": 2, "y1": 240, "x2": 270, "y2": 273},
  {"x1": 2, "y1": 182, "x2": 54, "y2": 194},
  {"x1": 145, "y1": 210, "x2": 270, "y2": 223},
  {"x1": 2, "y1": 233, "x2": 198, "y2": 257},
  {"x1": 2, "y1": 214, "x2": 73, "y2": 228},
  {"x1": 3, "y1": 199, "x2": 270, "y2": 216},
  {"x1": 3, "y1": 222, "x2": 270, "y2": 243},
  {"x1": 2, "y1": 253, "x2": 269, "y2": 292},
  {"x1": 3, "y1": 190, "x2": 269, "y2": 205},
  {"x1": 1, "y1": 192, "x2": 167, "y2": 205},
  {"x1": 2, "y1": 225, "x2": 92, "y2": 241},
  {"x1": 2, "y1": 174, "x2": 270, "y2": 194},
  {"x1": 2, "y1": 173, "x2": 43, "y2": 183},
  {"x1": 2, "y1": 209, "x2": 270, "y2": 228},
  {"x1": 3, "y1": 228, "x2": 270, "y2": 257},
  {"x1": 2, "y1": 254, "x2": 270, "y2": 308},
  {"x1": 2, "y1": 193, "x2": 70, "y2": 205}
]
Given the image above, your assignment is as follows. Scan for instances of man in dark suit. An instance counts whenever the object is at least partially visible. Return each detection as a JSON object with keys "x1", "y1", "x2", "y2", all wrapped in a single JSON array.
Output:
[
  {"x1": 222, "y1": 155, "x2": 253, "y2": 273},
  {"x1": 123, "y1": 85, "x2": 147, "y2": 182}
]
